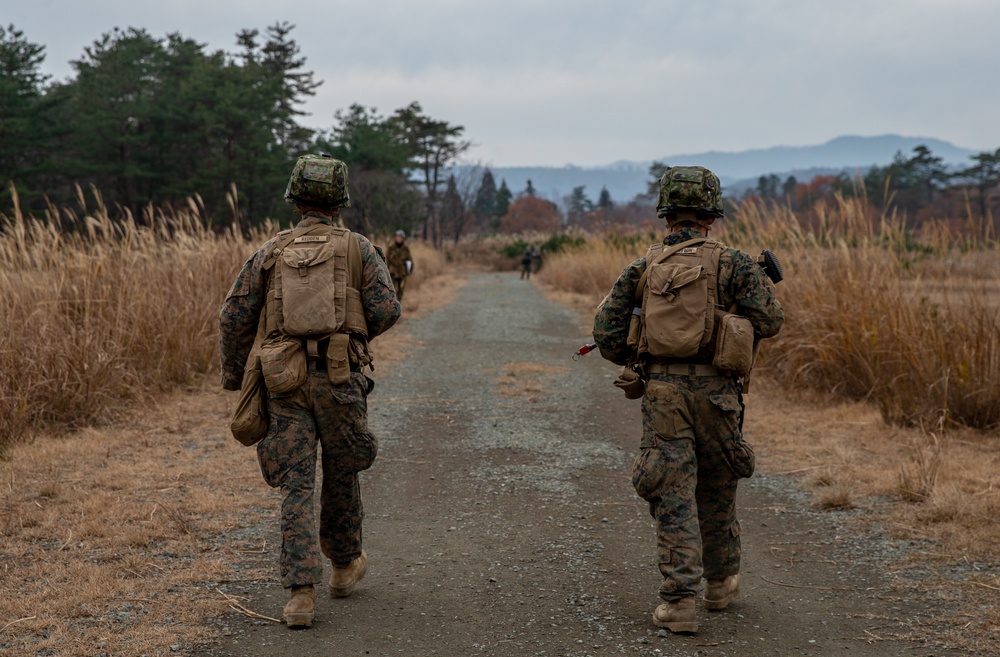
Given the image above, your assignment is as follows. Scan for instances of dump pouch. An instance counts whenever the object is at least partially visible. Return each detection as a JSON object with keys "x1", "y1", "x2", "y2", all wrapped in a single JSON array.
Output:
[
  {"x1": 326, "y1": 333, "x2": 351, "y2": 385},
  {"x1": 230, "y1": 355, "x2": 269, "y2": 446},
  {"x1": 259, "y1": 335, "x2": 307, "y2": 394},
  {"x1": 712, "y1": 312, "x2": 755, "y2": 375}
]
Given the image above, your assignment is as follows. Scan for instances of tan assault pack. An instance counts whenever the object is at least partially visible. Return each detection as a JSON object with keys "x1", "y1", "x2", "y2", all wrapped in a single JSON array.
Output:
[
  {"x1": 259, "y1": 224, "x2": 370, "y2": 389},
  {"x1": 627, "y1": 237, "x2": 755, "y2": 375}
]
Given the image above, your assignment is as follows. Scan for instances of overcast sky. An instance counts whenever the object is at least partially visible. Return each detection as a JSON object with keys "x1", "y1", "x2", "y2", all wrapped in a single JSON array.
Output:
[{"x1": 8, "y1": 0, "x2": 1000, "y2": 167}]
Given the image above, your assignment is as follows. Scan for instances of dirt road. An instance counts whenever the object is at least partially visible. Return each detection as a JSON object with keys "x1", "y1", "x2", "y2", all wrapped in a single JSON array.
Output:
[{"x1": 205, "y1": 272, "x2": 969, "y2": 656}]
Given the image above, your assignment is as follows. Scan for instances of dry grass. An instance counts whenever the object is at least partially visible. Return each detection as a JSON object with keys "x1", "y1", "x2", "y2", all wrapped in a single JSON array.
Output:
[
  {"x1": 743, "y1": 377, "x2": 1000, "y2": 652},
  {"x1": 0, "y1": 202, "x2": 463, "y2": 655},
  {"x1": 536, "y1": 195, "x2": 1000, "y2": 431},
  {"x1": 0, "y1": 383, "x2": 276, "y2": 656},
  {"x1": 0, "y1": 185, "x2": 256, "y2": 450}
]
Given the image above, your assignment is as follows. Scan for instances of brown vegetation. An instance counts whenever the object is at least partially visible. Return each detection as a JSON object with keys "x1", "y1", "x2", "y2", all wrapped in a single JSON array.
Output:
[
  {"x1": 0, "y1": 186, "x2": 253, "y2": 449},
  {"x1": 0, "y1": 205, "x2": 456, "y2": 655}
]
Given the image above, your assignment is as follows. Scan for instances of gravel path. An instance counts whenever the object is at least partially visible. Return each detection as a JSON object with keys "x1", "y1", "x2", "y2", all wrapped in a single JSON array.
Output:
[{"x1": 205, "y1": 272, "x2": 973, "y2": 656}]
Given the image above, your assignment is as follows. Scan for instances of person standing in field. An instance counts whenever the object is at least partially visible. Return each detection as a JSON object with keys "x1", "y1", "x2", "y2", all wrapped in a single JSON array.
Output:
[
  {"x1": 219, "y1": 154, "x2": 400, "y2": 628},
  {"x1": 593, "y1": 166, "x2": 783, "y2": 634},
  {"x1": 520, "y1": 246, "x2": 533, "y2": 279},
  {"x1": 386, "y1": 230, "x2": 413, "y2": 301}
]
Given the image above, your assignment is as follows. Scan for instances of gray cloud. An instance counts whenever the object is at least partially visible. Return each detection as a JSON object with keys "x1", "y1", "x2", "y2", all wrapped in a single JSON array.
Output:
[{"x1": 8, "y1": 0, "x2": 1000, "y2": 166}]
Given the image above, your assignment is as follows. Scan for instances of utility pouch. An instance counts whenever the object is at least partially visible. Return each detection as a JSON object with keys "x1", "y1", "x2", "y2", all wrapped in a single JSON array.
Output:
[
  {"x1": 626, "y1": 307, "x2": 643, "y2": 351},
  {"x1": 713, "y1": 312, "x2": 755, "y2": 375},
  {"x1": 326, "y1": 333, "x2": 351, "y2": 385},
  {"x1": 259, "y1": 336, "x2": 306, "y2": 394},
  {"x1": 230, "y1": 355, "x2": 269, "y2": 446},
  {"x1": 613, "y1": 366, "x2": 645, "y2": 400},
  {"x1": 349, "y1": 335, "x2": 374, "y2": 372}
]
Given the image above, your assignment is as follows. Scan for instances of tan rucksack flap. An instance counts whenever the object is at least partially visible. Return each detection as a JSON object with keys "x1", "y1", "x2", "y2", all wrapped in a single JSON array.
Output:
[
  {"x1": 638, "y1": 239, "x2": 721, "y2": 360},
  {"x1": 644, "y1": 261, "x2": 708, "y2": 358},
  {"x1": 279, "y1": 233, "x2": 346, "y2": 336}
]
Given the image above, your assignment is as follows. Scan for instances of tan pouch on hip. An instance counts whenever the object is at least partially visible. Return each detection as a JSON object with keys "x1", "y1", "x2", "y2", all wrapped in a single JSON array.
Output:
[
  {"x1": 326, "y1": 333, "x2": 351, "y2": 385},
  {"x1": 259, "y1": 336, "x2": 307, "y2": 394},
  {"x1": 713, "y1": 313, "x2": 755, "y2": 375}
]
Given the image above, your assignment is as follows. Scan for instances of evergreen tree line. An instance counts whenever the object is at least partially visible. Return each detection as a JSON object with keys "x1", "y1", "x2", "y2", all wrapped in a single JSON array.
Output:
[
  {"x1": 748, "y1": 145, "x2": 1000, "y2": 226},
  {"x1": 0, "y1": 23, "x2": 471, "y2": 240}
]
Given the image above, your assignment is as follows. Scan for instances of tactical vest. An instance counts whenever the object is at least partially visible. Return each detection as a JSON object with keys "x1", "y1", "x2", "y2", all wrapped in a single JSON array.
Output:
[
  {"x1": 628, "y1": 238, "x2": 723, "y2": 360},
  {"x1": 261, "y1": 223, "x2": 368, "y2": 343}
]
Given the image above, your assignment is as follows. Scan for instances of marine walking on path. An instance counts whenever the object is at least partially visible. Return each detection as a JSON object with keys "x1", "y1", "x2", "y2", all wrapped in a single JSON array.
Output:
[
  {"x1": 593, "y1": 165, "x2": 784, "y2": 633},
  {"x1": 386, "y1": 229, "x2": 413, "y2": 301},
  {"x1": 219, "y1": 154, "x2": 401, "y2": 628}
]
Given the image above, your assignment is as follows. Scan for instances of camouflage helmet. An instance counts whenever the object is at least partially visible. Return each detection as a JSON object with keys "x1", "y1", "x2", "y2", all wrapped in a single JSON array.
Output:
[
  {"x1": 656, "y1": 165, "x2": 724, "y2": 220},
  {"x1": 284, "y1": 153, "x2": 351, "y2": 209}
]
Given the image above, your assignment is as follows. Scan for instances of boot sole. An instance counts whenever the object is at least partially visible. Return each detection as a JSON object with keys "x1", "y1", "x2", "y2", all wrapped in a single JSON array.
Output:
[
  {"x1": 651, "y1": 614, "x2": 698, "y2": 633},
  {"x1": 284, "y1": 612, "x2": 313, "y2": 628}
]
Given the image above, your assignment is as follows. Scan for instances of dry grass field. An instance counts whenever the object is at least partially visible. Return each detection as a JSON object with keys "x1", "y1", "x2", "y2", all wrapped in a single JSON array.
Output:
[
  {"x1": 1, "y1": 189, "x2": 998, "y2": 654},
  {"x1": 0, "y1": 190, "x2": 453, "y2": 655}
]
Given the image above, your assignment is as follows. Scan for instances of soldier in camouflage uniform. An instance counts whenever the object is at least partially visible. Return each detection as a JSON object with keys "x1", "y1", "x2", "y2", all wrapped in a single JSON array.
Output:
[
  {"x1": 385, "y1": 230, "x2": 413, "y2": 301},
  {"x1": 219, "y1": 155, "x2": 401, "y2": 628},
  {"x1": 593, "y1": 166, "x2": 783, "y2": 634}
]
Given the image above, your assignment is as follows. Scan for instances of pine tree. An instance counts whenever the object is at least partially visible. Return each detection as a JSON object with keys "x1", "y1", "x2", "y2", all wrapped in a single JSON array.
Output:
[
  {"x1": 473, "y1": 168, "x2": 497, "y2": 220},
  {"x1": 494, "y1": 179, "x2": 512, "y2": 225},
  {"x1": 0, "y1": 24, "x2": 59, "y2": 205},
  {"x1": 597, "y1": 186, "x2": 613, "y2": 209}
]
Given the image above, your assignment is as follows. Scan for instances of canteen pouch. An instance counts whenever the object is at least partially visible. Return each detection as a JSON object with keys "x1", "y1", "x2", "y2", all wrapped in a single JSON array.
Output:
[
  {"x1": 613, "y1": 366, "x2": 645, "y2": 400},
  {"x1": 712, "y1": 312, "x2": 755, "y2": 376},
  {"x1": 259, "y1": 336, "x2": 307, "y2": 394},
  {"x1": 326, "y1": 333, "x2": 351, "y2": 385},
  {"x1": 230, "y1": 355, "x2": 269, "y2": 446}
]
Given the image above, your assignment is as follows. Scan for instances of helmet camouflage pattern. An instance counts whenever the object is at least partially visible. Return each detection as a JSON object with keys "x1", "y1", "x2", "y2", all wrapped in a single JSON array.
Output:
[
  {"x1": 656, "y1": 165, "x2": 724, "y2": 219},
  {"x1": 284, "y1": 153, "x2": 351, "y2": 209}
]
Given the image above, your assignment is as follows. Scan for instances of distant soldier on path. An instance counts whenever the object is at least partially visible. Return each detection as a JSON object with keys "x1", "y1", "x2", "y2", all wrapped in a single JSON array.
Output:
[
  {"x1": 219, "y1": 154, "x2": 400, "y2": 628},
  {"x1": 593, "y1": 166, "x2": 783, "y2": 634},
  {"x1": 520, "y1": 246, "x2": 534, "y2": 279},
  {"x1": 386, "y1": 230, "x2": 413, "y2": 301}
]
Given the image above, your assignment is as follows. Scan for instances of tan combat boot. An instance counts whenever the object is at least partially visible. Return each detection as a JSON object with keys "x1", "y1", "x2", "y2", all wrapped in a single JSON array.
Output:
[
  {"x1": 330, "y1": 550, "x2": 368, "y2": 598},
  {"x1": 704, "y1": 574, "x2": 740, "y2": 610},
  {"x1": 283, "y1": 585, "x2": 316, "y2": 628},
  {"x1": 652, "y1": 595, "x2": 697, "y2": 633}
]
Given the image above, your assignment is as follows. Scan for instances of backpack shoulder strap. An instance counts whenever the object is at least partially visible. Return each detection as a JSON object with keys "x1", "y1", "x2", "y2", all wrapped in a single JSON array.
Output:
[
  {"x1": 633, "y1": 237, "x2": 709, "y2": 305},
  {"x1": 699, "y1": 240, "x2": 723, "y2": 350}
]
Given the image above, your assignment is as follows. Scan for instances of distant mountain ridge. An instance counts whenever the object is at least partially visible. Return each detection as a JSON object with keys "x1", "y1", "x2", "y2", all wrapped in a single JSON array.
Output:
[{"x1": 483, "y1": 134, "x2": 979, "y2": 207}]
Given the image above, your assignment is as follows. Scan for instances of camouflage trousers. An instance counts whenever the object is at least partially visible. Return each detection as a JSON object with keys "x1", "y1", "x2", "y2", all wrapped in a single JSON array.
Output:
[
  {"x1": 391, "y1": 275, "x2": 407, "y2": 301},
  {"x1": 631, "y1": 374, "x2": 755, "y2": 601},
  {"x1": 256, "y1": 367, "x2": 378, "y2": 589}
]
